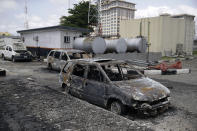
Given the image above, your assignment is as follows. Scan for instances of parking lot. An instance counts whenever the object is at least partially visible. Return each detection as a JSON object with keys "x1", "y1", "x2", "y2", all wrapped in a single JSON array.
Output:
[{"x1": 0, "y1": 58, "x2": 197, "y2": 131}]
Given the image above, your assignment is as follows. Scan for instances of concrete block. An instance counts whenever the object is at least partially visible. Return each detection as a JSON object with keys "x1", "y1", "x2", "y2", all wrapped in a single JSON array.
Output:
[{"x1": 144, "y1": 70, "x2": 162, "y2": 75}]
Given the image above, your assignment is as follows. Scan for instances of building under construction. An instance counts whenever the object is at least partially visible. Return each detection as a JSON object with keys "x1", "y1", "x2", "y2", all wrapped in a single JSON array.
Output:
[{"x1": 100, "y1": 0, "x2": 136, "y2": 37}]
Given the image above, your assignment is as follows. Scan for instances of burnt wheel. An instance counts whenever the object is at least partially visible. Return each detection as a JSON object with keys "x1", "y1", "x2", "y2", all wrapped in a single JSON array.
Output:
[
  {"x1": 48, "y1": 63, "x2": 52, "y2": 70},
  {"x1": 110, "y1": 101, "x2": 125, "y2": 115},
  {"x1": 62, "y1": 83, "x2": 70, "y2": 94}
]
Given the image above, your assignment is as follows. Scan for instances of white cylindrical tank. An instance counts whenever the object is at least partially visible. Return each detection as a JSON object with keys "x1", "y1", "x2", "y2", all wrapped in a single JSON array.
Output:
[
  {"x1": 73, "y1": 37, "x2": 93, "y2": 53},
  {"x1": 73, "y1": 37, "x2": 106, "y2": 54},
  {"x1": 92, "y1": 37, "x2": 106, "y2": 54},
  {"x1": 125, "y1": 37, "x2": 147, "y2": 53},
  {"x1": 105, "y1": 38, "x2": 127, "y2": 53}
]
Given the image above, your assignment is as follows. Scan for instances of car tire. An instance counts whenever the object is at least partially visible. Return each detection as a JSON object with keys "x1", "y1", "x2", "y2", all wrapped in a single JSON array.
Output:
[
  {"x1": 110, "y1": 101, "x2": 125, "y2": 115},
  {"x1": 62, "y1": 83, "x2": 70, "y2": 93},
  {"x1": 12, "y1": 56, "x2": 16, "y2": 62},
  {"x1": 48, "y1": 63, "x2": 52, "y2": 70}
]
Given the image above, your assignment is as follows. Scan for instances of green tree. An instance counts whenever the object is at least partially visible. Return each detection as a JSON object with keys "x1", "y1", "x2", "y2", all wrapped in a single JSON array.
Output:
[{"x1": 60, "y1": 1, "x2": 97, "y2": 30}]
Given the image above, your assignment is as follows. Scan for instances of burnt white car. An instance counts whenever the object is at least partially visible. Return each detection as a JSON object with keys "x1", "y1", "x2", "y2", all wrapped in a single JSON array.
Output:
[
  {"x1": 60, "y1": 59, "x2": 171, "y2": 115},
  {"x1": 47, "y1": 49, "x2": 90, "y2": 70}
]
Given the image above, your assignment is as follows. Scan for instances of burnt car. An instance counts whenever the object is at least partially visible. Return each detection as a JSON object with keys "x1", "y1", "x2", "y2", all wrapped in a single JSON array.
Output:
[
  {"x1": 59, "y1": 59, "x2": 171, "y2": 115},
  {"x1": 47, "y1": 49, "x2": 91, "y2": 71}
]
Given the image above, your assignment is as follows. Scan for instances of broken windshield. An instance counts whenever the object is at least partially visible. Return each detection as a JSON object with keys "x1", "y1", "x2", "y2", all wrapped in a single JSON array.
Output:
[{"x1": 101, "y1": 64, "x2": 143, "y2": 81}]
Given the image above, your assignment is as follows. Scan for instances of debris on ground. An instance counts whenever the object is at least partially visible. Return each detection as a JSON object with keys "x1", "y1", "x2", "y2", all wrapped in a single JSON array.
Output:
[{"x1": 0, "y1": 68, "x2": 6, "y2": 76}]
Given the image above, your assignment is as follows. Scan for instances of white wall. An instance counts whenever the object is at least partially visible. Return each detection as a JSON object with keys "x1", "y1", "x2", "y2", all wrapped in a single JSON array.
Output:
[
  {"x1": 60, "y1": 30, "x2": 81, "y2": 49},
  {"x1": 21, "y1": 29, "x2": 61, "y2": 49},
  {"x1": 21, "y1": 29, "x2": 83, "y2": 50}
]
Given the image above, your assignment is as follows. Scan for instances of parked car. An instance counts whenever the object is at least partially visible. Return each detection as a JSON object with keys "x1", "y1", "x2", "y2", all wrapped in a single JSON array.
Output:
[
  {"x1": 59, "y1": 59, "x2": 171, "y2": 115},
  {"x1": 47, "y1": 49, "x2": 91, "y2": 71},
  {"x1": 1, "y1": 44, "x2": 32, "y2": 62}
]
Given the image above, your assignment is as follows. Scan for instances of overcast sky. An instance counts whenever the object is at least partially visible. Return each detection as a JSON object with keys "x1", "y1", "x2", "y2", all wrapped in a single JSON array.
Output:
[{"x1": 0, "y1": 0, "x2": 197, "y2": 35}]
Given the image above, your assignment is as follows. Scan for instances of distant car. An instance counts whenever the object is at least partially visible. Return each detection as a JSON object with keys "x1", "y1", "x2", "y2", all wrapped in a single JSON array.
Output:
[
  {"x1": 59, "y1": 59, "x2": 171, "y2": 115},
  {"x1": 1, "y1": 44, "x2": 32, "y2": 62},
  {"x1": 47, "y1": 49, "x2": 91, "y2": 71}
]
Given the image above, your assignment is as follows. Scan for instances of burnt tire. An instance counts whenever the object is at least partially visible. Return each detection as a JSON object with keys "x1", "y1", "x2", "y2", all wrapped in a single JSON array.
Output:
[
  {"x1": 62, "y1": 83, "x2": 70, "y2": 94},
  {"x1": 48, "y1": 63, "x2": 52, "y2": 70},
  {"x1": 0, "y1": 69, "x2": 6, "y2": 76},
  {"x1": 110, "y1": 101, "x2": 125, "y2": 115}
]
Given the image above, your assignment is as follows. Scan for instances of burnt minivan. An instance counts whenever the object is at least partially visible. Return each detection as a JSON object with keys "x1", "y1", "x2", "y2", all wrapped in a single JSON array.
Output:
[{"x1": 59, "y1": 59, "x2": 171, "y2": 115}]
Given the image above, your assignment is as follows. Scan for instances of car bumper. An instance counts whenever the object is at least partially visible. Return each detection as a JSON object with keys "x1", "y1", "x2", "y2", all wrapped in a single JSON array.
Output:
[
  {"x1": 137, "y1": 97, "x2": 171, "y2": 115},
  {"x1": 14, "y1": 55, "x2": 32, "y2": 60}
]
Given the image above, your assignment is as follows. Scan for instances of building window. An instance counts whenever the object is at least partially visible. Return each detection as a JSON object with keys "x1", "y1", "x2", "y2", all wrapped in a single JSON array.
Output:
[{"x1": 64, "y1": 36, "x2": 70, "y2": 43}]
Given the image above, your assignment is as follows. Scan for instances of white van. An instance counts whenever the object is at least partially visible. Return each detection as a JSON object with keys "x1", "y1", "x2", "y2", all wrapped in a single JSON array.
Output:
[{"x1": 1, "y1": 43, "x2": 32, "y2": 62}]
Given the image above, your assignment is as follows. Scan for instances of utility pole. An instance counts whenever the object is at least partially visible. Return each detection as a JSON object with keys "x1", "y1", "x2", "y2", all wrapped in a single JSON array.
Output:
[
  {"x1": 88, "y1": 0, "x2": 102, "y2": 36},
  {"x1": 24, "y1": 0, "x2": 29, "y2": 29},
  {"x1": 146, "y1": 20, "x2": 151, "y2": 64}
]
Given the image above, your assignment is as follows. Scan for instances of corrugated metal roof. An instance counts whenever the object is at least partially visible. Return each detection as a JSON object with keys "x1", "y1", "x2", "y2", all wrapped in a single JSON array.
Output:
[{"x1": 17, "y1": 25, "x2": 90, "y2": 33}]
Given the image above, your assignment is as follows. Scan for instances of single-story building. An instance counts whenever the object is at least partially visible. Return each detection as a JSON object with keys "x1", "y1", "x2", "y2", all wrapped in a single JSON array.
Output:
[
  {"x1": 0, "y1": 36, "x2": 21, "y2": 46},
  {"x1": 120, "y1": 14, "x2": 195, "y2": 56},
  {"x1": 17, "y1": 25, "x2": 90, "y2": 56}
]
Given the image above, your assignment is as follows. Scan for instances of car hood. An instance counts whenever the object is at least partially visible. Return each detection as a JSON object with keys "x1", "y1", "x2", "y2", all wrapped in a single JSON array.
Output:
[{"x1": 113, "y1": 77, "x2": 170, "y2": 102}]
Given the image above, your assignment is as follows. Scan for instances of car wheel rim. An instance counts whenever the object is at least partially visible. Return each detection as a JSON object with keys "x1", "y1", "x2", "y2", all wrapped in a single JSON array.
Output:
[{"x1": 111, "y1": 102, "x2": 121, "y2": 114}]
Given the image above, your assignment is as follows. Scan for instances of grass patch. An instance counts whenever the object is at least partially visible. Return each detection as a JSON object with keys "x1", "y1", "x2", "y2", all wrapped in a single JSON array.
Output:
[
  {"x1": 161, "y1": 56, "x2": 174, "y2": 60},
  {"x1": 193, "y1": 51, "x2": 197, "y2": 55}
]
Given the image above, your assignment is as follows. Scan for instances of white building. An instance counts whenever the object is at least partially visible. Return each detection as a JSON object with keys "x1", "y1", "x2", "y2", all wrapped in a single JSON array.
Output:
[
  {"x1": 17, "y1": 25, "x2": 89, "y2": 56},
  {"x1": 0, "y1": 36, "x2": 22, "y2": 47},
  {"x1": 100, "y1": 0, "x2": 136, "y2": 37}
]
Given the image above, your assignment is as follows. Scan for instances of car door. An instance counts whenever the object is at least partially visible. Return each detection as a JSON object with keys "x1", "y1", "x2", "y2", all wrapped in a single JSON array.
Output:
[
  {"x1": 69, "y1": 64, "x2": 87, "y2": 99},
  {"x1": 52, "y1": 51, "x2": 61, "y2": 70},
  {"x1": 59, "y1": 52, "x2": 68, "y2": 70},
  {"x1": 47, "y1": 51, "x2": 55, "y2": 64},
  {"x1": 82, "y1": 65, "x2": 106, "y2": 106}
]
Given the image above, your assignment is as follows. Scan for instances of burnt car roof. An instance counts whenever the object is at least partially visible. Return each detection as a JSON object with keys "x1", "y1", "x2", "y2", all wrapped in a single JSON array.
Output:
[{"x1": 70, "y1": 58, "x2": 126, "y2": 65}]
